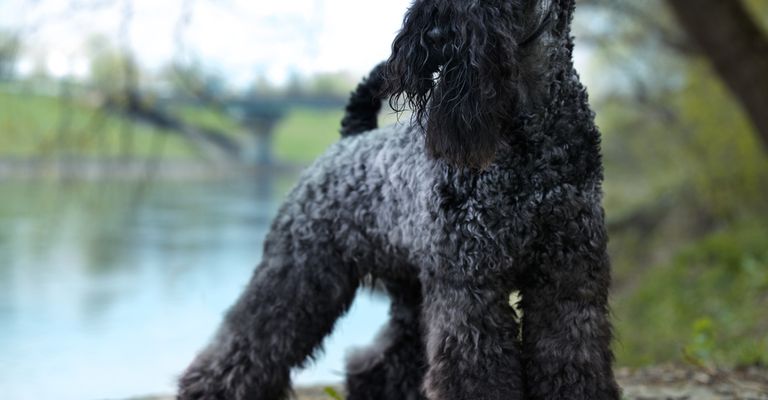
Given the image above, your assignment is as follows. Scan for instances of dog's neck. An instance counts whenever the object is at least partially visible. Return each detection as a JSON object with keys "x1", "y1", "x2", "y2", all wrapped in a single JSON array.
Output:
[
  {"x1": 501, "y1": 0, "x2": 588, "y2": 163},
  {"x1": 500, "y1": 0, "x2": 595, "y2": 173},
  {"x1": 494, "y1": 74, "x2": 600, "y2": 188},
  {"x1": 487, "y1": 1, "x2": 596, "y2": 175},
  {"x1": 516, "y1": 0, "x2": 578, "y2": 109}
]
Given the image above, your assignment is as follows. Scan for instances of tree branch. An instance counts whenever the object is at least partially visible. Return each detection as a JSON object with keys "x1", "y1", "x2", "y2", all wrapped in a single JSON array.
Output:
[
  {"x1": 103, "y1": 91, "x2": 243, "y2": 161},
  {"x1": 667, "y1": 0, "x2": 768, "y2": 153}
]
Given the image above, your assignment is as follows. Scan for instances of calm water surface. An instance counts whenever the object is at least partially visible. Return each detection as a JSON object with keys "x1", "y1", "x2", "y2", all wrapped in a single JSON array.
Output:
[{"x1": 0, "y1": 174, "x2": 388, "y2": 400}]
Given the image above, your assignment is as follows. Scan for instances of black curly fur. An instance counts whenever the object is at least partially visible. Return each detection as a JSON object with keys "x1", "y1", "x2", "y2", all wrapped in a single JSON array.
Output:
[{"x1": 177, "y1": 1, "x2": 621, "y2": 399}]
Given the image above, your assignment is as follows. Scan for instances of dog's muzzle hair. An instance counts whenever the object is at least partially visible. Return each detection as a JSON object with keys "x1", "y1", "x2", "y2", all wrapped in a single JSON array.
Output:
[{"x1": 384, "y1": 0, "x2": 557, "y2": 169}]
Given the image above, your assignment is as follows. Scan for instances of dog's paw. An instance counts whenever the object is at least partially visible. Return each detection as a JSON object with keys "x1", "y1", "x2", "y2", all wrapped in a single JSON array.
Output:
[{"x1": 177, "y1": 361, "x2": 227, "y2": 400}]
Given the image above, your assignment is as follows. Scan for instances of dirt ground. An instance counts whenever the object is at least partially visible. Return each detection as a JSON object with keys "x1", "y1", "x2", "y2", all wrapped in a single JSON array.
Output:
[
  {"x1": 615, "y1": 365, "x2": 768, "y2": 400},
  {"x1": 136, "y1": 365, "x2": 768, "y2": 400}
]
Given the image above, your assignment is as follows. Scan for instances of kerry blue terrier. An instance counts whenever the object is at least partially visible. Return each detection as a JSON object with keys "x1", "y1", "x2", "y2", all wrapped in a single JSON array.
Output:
[{"x1": 178, "y1": 0, "x2": 621, "y2": 399}]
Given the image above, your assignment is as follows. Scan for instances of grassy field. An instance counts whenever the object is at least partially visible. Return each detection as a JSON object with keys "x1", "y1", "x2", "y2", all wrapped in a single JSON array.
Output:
[
  {"x1": 613, "y1": 223, "x2": 768, "y2": 366},
  {"x1": 0, "y1": 87, "x2": 345, "y2": 164},
  {"x1": 0, "y1": 88, "x2": 198, "y2": 158},
  {"x1": 273, "y1": 108, "x2": 345, "y2": 163}
]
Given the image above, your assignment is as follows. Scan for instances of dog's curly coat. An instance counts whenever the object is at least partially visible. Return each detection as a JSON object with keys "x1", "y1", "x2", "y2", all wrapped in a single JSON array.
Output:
[{"x1": 177, "y1": 0, "x2": 620, "y2": 399}]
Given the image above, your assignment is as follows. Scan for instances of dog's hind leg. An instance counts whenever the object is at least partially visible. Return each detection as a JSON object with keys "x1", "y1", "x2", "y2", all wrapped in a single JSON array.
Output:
[
  {"x1": 345, "y1": 279, "x2": 427, "y2": 400},
  {"x1": 177, "y1": 230, "x2": 360, "y2": 400}
]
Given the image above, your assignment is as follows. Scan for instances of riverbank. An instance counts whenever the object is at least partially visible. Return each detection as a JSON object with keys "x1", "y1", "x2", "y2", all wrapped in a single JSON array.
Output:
[{"x1": 0, "y1": 158, "x2": 305, "y2": 180}]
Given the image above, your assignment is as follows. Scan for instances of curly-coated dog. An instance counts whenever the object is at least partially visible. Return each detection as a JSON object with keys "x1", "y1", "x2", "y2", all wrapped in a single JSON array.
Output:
[{"x1": 177, "y1": 0, "x2": 621, "y2": 399}]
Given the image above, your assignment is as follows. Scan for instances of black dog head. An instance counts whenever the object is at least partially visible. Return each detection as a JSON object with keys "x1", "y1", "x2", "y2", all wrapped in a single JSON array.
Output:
[{"x1": 385, "y1": 0, "x2": 575, "y2": 169}]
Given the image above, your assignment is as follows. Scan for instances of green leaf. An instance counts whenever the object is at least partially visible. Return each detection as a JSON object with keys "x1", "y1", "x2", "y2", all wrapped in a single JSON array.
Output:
[{"x1": 323, "y1": 386, "x2": 344, "y2": 400}]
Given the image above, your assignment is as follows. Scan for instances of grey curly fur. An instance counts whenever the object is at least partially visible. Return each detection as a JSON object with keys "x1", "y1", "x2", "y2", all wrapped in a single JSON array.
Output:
[{"x1": 177, "y1": 0, "x2": 621, "y2": 399}]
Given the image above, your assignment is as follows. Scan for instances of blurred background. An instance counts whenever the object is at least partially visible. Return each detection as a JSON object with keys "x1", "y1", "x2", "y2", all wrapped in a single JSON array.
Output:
[{"x1": 0, "y1": 0, "x2": 766, "y2": 399}]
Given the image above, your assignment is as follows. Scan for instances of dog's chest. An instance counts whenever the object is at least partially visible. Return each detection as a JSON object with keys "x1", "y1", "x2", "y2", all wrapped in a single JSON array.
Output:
[{"x1": 382, "y1": 163, "x2": 538, "y2": 279}]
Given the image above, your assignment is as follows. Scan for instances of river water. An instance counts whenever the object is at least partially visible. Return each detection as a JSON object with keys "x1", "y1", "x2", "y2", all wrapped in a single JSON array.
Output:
[{"x1": 0, "y1": 174, "x2": 389, "y2": 400}]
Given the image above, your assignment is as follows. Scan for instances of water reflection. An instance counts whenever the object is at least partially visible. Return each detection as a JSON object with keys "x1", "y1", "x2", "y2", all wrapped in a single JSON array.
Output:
[{"x1": 0, "y1": 174, "x2": 388, "y2": 400}]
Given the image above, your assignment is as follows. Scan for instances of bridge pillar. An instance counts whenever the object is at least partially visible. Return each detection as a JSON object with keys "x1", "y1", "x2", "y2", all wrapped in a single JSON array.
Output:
[{"x1": 246, "y1": 117, "x2": 279, "y2": 167}]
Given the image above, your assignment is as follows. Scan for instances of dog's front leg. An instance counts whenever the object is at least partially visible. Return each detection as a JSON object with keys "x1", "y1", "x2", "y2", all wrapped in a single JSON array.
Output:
[
  {"x1": 177, "y1": 241, "x2": 360, "y2": 400},
  {"x1": 421, "y1": 275, "x2": 523, "y2": 400},
  {"x1": 520, "y1": 189, "x2": 621, "y2": 400},
  {"x1": 520, "y1": 268, "x2": 619, "y2": 400}
]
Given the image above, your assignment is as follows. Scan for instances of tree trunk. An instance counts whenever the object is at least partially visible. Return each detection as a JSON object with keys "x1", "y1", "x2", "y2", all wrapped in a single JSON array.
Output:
[{"x1": 667, "y1": 0, "x2": 768, "y2": 153}]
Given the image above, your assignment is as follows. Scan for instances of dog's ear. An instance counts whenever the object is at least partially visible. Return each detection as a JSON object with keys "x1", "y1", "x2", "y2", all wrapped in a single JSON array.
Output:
[{"x1": 384, "y1": 1, "x2": 528, "y2": 169}]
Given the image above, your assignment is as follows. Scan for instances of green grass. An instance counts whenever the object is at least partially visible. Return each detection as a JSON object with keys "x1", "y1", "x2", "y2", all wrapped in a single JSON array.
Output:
[
  {"x1": 0, "y1": 88, "x2": 348, "y2": 164},
  {"x1": 0, "y1": 89, "x2": 198, "y2": 159},
  {"x1": 614, "y1": 222, "x2": 768, "y2": 367},
  {"x1": 273, "y1": 108, "x2": 345, "y2": 164}
]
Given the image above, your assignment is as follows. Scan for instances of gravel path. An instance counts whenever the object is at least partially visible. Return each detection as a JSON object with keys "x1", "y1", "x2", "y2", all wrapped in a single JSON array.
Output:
[{"x1": 616, "y1": 365, "x2": 768, "y2": 400}]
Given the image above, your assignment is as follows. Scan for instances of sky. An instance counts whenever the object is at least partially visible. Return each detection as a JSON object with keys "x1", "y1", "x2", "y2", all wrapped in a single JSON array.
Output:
[{"x1": 0, "y1": 0, "x2": 414, "y2": 87}]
